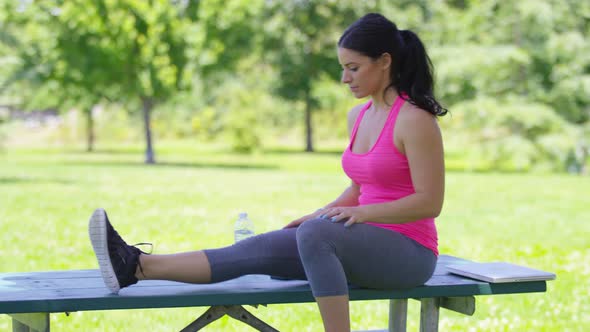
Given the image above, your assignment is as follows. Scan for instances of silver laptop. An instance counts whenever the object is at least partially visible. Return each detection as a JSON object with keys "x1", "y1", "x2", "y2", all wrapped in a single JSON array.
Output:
[{"x1": 447, "y1": 262, "x2": 556, "y2": 283}]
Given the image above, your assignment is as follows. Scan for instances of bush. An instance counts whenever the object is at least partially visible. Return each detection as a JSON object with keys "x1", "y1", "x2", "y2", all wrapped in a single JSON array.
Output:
[
  {"x1": 224, "y1": 105, "x2": 261, "y2": 153},
  {"x1": 444, "y1": 96, "x2": 578, "y2": 172}
]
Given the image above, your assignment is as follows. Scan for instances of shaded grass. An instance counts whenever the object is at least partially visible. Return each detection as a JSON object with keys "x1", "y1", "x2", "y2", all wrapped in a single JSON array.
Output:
[{"x1": 0, "y1": 146, "x2": 588, "y2": 331}]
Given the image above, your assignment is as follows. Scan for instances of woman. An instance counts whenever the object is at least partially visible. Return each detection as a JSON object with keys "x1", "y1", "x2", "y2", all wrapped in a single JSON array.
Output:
[{"x1": 89, "y1": 13, "x2": 447, "y2": 332}]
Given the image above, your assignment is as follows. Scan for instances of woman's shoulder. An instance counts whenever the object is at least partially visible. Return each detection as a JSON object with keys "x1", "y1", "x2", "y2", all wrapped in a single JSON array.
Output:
[
  {"x1": 397, "y1": 102, "x2": 441, "y2": 140},
  {"x1": 347, "y1": 103, "x2": 367, "y2": 121},
  {"x1": 398, "y1": 101, "x2": 437, "y2": 124},
  {"x1": 346, "y1": 103, "x2": 368, "y2": 135}
]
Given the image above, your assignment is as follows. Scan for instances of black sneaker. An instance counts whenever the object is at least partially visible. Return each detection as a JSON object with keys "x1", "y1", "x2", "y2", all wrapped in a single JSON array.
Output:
[{"x1": 88, "y1": 208, "x2": 149, "y2": 294}]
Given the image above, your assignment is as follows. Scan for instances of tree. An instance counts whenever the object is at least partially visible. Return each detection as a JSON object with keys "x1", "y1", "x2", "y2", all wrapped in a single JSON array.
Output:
[
  {"x1": 1, "y1": 0, "x2": 201, "y2": 162},
  {"x1": 2, "y1": 0, "x2": 264, "y2": 161},
  {"x1": 262, "y1": 1, "x2": 375, "y2": 152},
  {"x1": 71, "y1": 0, "x2": 196, "y2": 163}
]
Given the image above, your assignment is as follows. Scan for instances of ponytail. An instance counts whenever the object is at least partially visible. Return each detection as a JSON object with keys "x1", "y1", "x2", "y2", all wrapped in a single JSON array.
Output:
[{"x1": 394, "y1": 30, "x2": 447, "y2": 117}]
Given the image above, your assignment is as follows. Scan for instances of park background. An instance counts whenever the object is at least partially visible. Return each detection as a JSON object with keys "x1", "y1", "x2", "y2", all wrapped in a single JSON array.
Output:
[{"x1": 0, "y1": 0, "x2": 588, "y2": 331}]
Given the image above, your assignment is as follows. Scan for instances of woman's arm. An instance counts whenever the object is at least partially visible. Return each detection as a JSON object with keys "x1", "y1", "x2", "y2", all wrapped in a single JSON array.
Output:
[{"x1": 323, "y1": 105, "x2": 445, "y2": 226}]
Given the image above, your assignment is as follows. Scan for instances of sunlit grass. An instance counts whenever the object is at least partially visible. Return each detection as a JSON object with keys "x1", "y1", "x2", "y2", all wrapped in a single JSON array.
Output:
[{"x1": 0, "y1": 145, "x2": 588, "y2": 331}]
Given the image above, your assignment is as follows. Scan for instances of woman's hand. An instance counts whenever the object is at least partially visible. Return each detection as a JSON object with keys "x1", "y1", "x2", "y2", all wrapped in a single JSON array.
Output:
[
  {"x1": 283, "y1": 208, "x2": 327, "y2": 228},
  {"x1": 320, "y1": 206, "x2": 367, "y2": 228}
]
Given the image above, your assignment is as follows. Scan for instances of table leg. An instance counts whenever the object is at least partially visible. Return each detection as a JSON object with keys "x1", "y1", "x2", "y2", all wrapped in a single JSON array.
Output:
[
  {"x1": 389, "y1": 299, "x2": 407, "y2": 332},
  {"x1": 419, "y1": 298, "x2": 440, "y2": 332}
]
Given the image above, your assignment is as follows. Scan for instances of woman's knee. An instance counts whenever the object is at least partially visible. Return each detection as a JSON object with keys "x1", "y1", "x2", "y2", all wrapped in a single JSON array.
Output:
[
  {"x1": 296, "y1": 218, "x2": 335, "y2": 253},
  {"x1": 296, "y1": 218, "x2": 325, "y2": 238}
]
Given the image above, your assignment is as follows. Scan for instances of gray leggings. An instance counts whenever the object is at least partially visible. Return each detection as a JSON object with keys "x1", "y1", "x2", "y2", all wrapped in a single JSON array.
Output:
[{"x1": 204, "y1": 218, "x2": 437, "y2": 297}]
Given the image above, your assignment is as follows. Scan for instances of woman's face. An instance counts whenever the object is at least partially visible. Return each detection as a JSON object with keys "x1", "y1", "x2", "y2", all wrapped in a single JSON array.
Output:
[{"x1": 337, "y1": 47, "x2": 391, "y2": 99}]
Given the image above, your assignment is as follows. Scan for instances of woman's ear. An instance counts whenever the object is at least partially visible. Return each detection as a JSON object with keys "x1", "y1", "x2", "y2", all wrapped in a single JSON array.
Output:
[{"x1": 380, "y1": 53, "x2": 392, "y2": 71}]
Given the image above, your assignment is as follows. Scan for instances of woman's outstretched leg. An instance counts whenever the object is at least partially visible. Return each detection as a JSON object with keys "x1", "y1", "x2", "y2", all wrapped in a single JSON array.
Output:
[
  {"x1": 137, "y1": 251, "x2": 212, "y2": 283},
  {"x1": 138, "y1": 226, "x2": 308, "y2": 284},
  {"x1": 88, "y1": 208, "x2": 305, "y2": 294}
]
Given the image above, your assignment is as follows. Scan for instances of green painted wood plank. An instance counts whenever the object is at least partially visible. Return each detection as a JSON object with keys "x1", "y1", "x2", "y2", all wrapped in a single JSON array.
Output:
[
  {"x1": 0, "y1": 255, "x2": 549, "y2": 315},
  {"x1": 0, "y1": 279, "x2": 547, "y2": 314}
]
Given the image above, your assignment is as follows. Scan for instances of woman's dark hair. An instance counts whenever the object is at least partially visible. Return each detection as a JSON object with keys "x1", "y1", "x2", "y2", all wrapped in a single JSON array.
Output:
[{"x1": 338, "y1": 13, "x2": 447, "y2": 117}]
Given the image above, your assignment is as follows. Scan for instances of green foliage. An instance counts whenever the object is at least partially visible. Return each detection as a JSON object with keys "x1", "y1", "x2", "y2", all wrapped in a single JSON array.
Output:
[
  {"x1": 445, "y1": 96, "x2": 578, "y2": 171},
  {"x1": 197, "y1": 0, "x2": 264, "y2": 78},
  {"x1": 225, "y1": 111, "x2": 261, "y2": 153},
  {"x1": 547, "y1": 74, "x2": 590, "y2": 124},
  {"x1": 432, "y1": 44, "x2": 530, "y2": 104},
  {"x1": 191, "y1": 107, "x2": 220, "y2": 141},
  {"x1": 213, "y1": 78, "x2": 269, "y2": 153},
  {"x1": 42, "y1": 0, "x2": 197, "y2": 101},
  {"x1": 0, "y1": 0, "x2": 589, "y2": 171},
  {"x1": 261, "y1": 0, "x2": 378, "y2": 150}
]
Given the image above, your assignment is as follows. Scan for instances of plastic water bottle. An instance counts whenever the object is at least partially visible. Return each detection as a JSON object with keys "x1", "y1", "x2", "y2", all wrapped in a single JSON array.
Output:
[{"x1": 234, "y1": 212, "x2": 255, "y2": 243}]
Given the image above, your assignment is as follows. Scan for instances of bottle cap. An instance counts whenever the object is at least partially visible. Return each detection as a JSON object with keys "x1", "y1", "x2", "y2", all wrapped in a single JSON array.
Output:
[{"x1": 239, "y1": 212, "x2": 248, "y2": 219}]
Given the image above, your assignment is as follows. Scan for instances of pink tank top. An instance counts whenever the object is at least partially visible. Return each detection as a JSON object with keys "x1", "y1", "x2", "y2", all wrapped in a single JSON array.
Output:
[{"x1": 341, "y1": 96, "x2": 438, "y2": 255}]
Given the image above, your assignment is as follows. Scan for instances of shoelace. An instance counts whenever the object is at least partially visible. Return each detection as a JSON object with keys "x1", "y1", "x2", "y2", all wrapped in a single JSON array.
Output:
[
  {"x1": 130, "y1": 242, "x2": 153, "y2": 278},
  {"x1": 131, "y1": 242, "x2": 153, "y2": 254},
  {"x1": 110, "y1": 234, "x2": 153, "y2": 279},
  {"x1": 106, "y1": 221, "x2": 153, "y2": 280}
]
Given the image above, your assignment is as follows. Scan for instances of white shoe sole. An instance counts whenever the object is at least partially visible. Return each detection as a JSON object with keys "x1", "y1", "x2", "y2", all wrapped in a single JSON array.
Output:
[{"x1": 89, "y1": 208, "x2": 121, "y2": 294}]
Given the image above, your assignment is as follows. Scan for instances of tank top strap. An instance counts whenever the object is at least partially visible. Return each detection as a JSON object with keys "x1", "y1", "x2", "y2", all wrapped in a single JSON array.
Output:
[
  {"x1": 379, "y1": 96, "x2": 404, "y2": 132},
  {"x1": 350, "y1": 96, "x2": 406, "y2": 144},
  {"x1": 387, "y1": 95, "x2": 407, "y2": 127},
  {"x1": 349, "y1": 101, "x2": 372, "y2": 140}
]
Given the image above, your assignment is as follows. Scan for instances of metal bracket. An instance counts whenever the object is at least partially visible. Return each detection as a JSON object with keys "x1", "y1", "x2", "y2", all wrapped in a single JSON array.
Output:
[
  {"x1": 180, "y1": 305, "x2": 279, "y2": 332},
  {"x1": 439, "y1": 296, "x2": 475, "y2": 316},
  {"x1": 10, "y1": 313, "x2": 50, "y2": 332}
]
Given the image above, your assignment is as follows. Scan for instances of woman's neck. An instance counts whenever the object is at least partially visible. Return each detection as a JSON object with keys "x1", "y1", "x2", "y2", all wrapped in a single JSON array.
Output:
[{"x1": 370, "y1": 87, "x2": 398, "y2": 112}]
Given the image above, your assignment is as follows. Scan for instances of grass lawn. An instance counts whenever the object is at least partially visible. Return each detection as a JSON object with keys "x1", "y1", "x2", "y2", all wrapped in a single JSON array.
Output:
[{"x1": 0, "y1": 143, "x2": 588, "y2": 331}]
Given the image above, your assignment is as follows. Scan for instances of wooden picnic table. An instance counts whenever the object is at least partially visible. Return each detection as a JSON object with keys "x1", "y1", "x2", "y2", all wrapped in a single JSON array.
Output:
[{"x1": 0, "y1": 255, "x2": 550, "y2": 332}]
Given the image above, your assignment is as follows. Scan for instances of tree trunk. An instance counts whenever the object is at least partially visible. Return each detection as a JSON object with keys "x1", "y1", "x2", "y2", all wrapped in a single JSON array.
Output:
[
  {"x1": 513, "y1": 9, "x2": 527, "y2": 95},
  {"x1": 142, "y1": 96, "x2": 155, "y2": 164},
  {"x1": 304, "y1": 88, "x2": 314, "y2": 152},
  {"x1": 86, "y1": 106, "x2": 95, "y2": 152}
]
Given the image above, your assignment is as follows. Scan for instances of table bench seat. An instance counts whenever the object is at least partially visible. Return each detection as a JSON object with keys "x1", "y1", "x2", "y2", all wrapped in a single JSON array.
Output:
[{"x1": 0, "y1": 255, "x2": 550, "y2": 332}]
